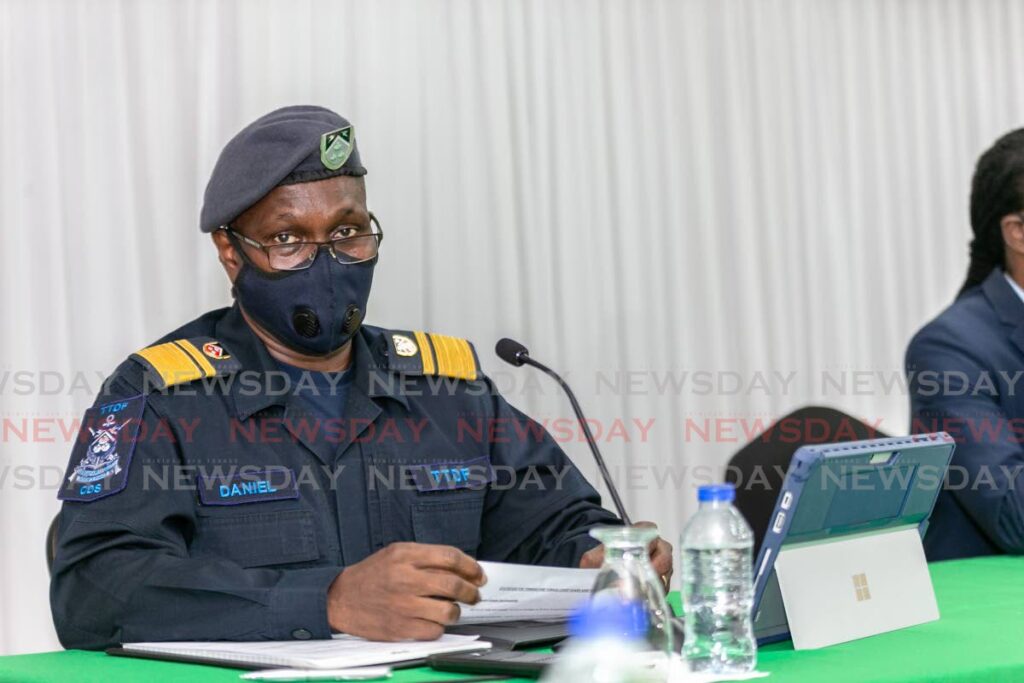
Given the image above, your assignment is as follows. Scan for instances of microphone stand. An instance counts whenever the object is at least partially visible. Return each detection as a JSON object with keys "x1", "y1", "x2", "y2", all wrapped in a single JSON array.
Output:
[{"x1": 515, "y1": 354, "x2": 632, "y2": 526}]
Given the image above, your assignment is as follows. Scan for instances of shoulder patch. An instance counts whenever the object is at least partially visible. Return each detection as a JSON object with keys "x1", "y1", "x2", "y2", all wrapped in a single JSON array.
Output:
[
  {"x1": 58, "y1": 395, "x2": 145, "y2": 502},
  {"x1": 385, "y1": 330, "x2": 480, "y2": 381},
  {"x1": 130, "y1": 337, "x2": 242, "y2": 391}
]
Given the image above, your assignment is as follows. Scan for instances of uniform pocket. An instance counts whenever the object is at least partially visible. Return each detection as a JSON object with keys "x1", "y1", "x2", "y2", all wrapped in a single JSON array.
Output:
[
  {"x1": 192, "y1": 509, "x2": 320, "y2": 568},
  {"x1": 411, "y1": 496, "x2": 484, "y2": 556}
]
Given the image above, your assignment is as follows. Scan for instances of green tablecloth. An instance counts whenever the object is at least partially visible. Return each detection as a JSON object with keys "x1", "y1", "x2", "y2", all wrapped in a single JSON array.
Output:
[{"x1": 3, "y1": 556, "x2": 1023, "y2": 682}]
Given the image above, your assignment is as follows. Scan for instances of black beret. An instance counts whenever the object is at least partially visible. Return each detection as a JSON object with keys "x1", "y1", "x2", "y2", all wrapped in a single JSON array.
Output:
[{"x1": 199, "y1": 105, "x2": 367, "y2": 233}]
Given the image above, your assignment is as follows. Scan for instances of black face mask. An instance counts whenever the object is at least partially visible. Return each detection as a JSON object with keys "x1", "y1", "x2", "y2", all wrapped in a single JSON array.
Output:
[{"x1": 232, "y1": 244, "x2": 375, "y2": 356}]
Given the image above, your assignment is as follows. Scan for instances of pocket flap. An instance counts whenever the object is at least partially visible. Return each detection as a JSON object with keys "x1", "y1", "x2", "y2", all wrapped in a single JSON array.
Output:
[
  {"x1": 193, "y1": 509, "x2": 320, "y2": 568},
  {"x1": 411, "y1": 497, "x2": 484, "y2": 554}
]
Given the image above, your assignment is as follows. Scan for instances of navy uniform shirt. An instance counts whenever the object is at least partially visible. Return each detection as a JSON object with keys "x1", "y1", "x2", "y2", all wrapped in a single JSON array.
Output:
[{"x1": 50, "y1": 304, "x2": 619, "y2": 649}]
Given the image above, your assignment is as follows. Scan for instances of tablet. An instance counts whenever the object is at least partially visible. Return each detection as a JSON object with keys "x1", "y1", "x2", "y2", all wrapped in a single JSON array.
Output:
[{"x1": 751, "y1": 432, "x2": 954, "y2": 644}]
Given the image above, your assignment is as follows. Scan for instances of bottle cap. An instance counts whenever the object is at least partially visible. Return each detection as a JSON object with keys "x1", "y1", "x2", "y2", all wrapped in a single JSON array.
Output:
[
  {"x1": 568, "y1": 600, "x2": 649, "y2": 641},
  {"x1": 697, "y1": 483, "x2": 736, "y2": 503}
]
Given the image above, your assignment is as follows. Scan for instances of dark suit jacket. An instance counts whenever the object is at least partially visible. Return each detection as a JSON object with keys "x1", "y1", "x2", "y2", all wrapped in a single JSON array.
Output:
[{"x1": 907, "y1": 269, "x2": 1024, "y2": 561}]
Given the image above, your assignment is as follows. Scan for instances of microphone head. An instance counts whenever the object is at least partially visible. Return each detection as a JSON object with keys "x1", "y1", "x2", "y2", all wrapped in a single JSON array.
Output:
[{"x1": 495, "y1": 338, "x2": 529, "y2": 366}]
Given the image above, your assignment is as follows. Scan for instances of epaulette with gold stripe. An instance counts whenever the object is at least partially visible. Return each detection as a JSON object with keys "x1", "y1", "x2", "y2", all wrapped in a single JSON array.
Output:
[
  {"x1": 130, "y1": 337, "x2": 242, "y2": 390},
  {"x1": 385, "y1": 330, "x2": 481, "y2": 381}
]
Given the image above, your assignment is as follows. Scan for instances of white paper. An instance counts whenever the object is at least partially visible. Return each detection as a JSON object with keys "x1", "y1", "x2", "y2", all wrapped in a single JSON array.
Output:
[
  {"x1": 121, "y1": 633, "x2": 489, "y2": 670},
  {"x1": 456, "y1": 561, "x2": 598, "y2": 625},
  {"x1": 240, "y1": 666, "x2": 393, "y2": 681}
]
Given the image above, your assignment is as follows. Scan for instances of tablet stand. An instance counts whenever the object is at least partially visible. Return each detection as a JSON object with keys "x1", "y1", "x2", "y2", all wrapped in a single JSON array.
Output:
[{"x1": 771, "y1": 525, "x2": 939, "y2": 649}]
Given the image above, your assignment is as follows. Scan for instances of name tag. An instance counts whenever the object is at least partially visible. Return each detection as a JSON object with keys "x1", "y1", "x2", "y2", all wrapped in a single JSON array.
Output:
[
  {"x1": 197, "y1": 467, "x2": 298, "y2": 505},
  {"x1": 412, "y1": 456, "x2": 493, "y2": 492}
]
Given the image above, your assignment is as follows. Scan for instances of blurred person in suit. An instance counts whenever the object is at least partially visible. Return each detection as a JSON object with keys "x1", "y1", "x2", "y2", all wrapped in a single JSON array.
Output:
[{"x1": 907, "y1": 129, "x2": 1024, "y2": 561}]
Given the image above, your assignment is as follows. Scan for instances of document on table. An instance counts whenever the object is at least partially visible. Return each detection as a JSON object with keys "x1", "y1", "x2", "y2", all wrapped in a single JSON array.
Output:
[
  {"x1": 119, "y1": 633, "x2": 489, "y2": 669},
  {"x1": 456, "y1": 561, "x2": 599, "y2": 624}
]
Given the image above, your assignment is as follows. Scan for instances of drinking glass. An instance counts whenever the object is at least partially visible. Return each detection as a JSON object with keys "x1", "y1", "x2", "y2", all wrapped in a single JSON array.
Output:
[{"x1": 589, "y1": 525, "x2": 674, "y2": 654}]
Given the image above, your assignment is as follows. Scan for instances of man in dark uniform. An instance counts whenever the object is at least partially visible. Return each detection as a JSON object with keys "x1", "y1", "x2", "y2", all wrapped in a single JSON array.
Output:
[{"x1": 50, "y1": 105, "x2": 672, "y2": 649}]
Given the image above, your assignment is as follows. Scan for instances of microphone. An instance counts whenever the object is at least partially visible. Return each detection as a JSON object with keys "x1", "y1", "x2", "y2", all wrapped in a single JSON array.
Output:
[{"x1": 495, "y1": 338, "x2": 632, "y2": 525}]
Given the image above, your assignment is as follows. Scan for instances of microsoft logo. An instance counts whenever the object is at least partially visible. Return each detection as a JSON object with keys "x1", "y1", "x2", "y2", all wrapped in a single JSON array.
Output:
[{"x1": 853, "y1": 573, "x2": 872, "y2": 602}]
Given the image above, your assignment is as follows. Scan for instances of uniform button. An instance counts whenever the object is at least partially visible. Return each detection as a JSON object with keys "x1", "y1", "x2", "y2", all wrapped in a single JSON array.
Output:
[{"x1": 292, "y1": 628, "x2": 313, "y2": 640}]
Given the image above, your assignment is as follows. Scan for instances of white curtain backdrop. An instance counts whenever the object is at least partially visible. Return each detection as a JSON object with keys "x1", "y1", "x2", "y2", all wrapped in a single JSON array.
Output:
[{"x1": 3, "y1": 0, "x2": 1024, "y2": 655}]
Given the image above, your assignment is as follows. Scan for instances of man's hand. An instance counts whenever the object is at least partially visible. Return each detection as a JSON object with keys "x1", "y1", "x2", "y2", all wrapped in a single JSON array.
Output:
[
  {"x1": 328, "y1": 542, "x2": 487, "y2": 641},
  {"x1": 579, "y1": 521, "x2": 674, "y2": 590}
]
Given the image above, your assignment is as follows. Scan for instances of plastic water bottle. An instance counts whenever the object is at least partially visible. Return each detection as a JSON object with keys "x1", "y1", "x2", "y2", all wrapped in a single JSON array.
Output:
[
  {"x1": 540, "y1": 601, "x2": 665, "y2": 683},
  {"x1": 680, "y1": 483, "x2": 757, "y2": 673}
]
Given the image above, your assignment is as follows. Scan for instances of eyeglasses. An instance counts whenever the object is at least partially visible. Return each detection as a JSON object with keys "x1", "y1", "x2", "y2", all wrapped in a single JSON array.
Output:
[{"x1": 222, "y1": 213, "x2": 383, "y2": 271}]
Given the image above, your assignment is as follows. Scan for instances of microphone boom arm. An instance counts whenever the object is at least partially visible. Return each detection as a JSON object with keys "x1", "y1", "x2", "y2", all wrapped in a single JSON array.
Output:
[{"x1": 518, "y1": 355, "x2": 633, "y2": 526}]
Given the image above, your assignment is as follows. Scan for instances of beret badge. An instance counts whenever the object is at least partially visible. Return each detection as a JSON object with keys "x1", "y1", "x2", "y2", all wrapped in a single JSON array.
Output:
[{"x1": 321, "y1": 126, "x2": 354, "y2": 170}]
